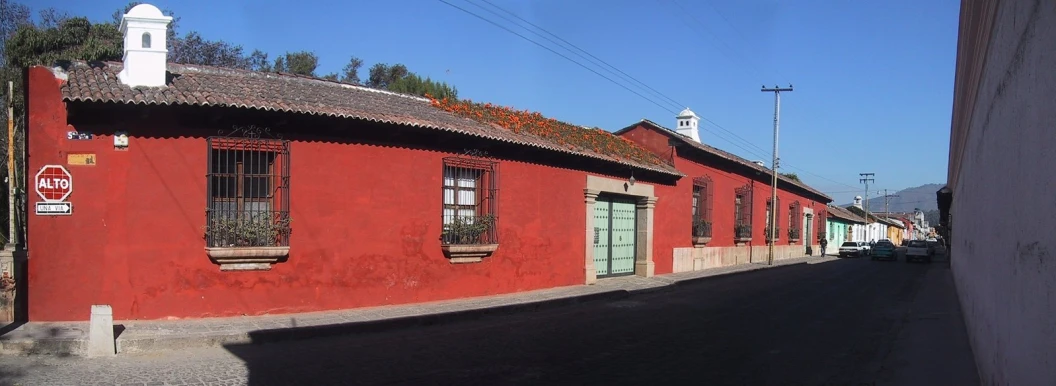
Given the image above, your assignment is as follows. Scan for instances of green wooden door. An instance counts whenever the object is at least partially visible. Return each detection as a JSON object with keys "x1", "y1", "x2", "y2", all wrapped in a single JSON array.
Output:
[
  {"x1": 593, "y1": 201, "x2": 611, "y2": 276},
  {"x1": 593, "y1": 196, "x2": 637, "y2": 277}
]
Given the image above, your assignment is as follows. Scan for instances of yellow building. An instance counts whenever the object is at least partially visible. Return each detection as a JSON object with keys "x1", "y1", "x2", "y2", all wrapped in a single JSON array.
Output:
[{"x1": 883, "y1": 217, "x2": 905, "y2": 245}]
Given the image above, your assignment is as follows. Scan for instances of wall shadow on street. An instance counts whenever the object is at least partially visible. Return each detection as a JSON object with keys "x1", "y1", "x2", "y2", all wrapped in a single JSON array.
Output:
[
  {"x1": 221, "y1": 257, "x2": 937, "y2": 385},
  {"x1": 0, "y1": 325, "x2": 78, "y2": 384}
]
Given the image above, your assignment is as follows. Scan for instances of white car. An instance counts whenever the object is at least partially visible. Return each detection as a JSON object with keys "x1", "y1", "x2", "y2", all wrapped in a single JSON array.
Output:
[
  {"x1": 838, "y1": 241, "x2": 869, "y2": 258},
  {"x1": 906, "y1": 240, "x2": 933, "y2": 263}
]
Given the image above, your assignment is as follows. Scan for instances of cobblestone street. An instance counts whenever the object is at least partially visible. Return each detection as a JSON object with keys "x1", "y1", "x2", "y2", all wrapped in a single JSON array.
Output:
[{"x1": 0, "y1": 256, "x2": 977, "y2": 385}]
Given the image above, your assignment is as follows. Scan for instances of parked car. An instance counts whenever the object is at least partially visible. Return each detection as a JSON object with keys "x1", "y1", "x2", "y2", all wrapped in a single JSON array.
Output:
[
  {"x1": 839, "y1": 241, "x2": 869, "y2": 258},
  {"x1": 871, "y1": 240, "x2": 897, "y2": 261},
  {"x1": 906, "y1": 240, "x2": 933, "y2": 263}
]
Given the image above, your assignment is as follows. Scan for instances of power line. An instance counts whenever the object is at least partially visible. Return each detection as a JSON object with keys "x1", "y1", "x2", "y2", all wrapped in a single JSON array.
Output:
[
  {"x1": 699, "y1": 0, "x2": 790, "y2": 83},
  {"x1": 473, "y1": 0, "x2": 774, "y2": 159},
  {"x1": 436, "y1": 0, "x2": 678, "y2": 114},
  {"x1": 442, "y1": 0, "x2": 780, "y2": 163},
  {"x1": 441, "y1": 0, "x2": 860, "y2": 192},
  {"x1": 475, "y1": 0, "x2": 683, "y2": 110},
  {"x1": 664, "y1": 0, "x2": 777, "y2": 84}
]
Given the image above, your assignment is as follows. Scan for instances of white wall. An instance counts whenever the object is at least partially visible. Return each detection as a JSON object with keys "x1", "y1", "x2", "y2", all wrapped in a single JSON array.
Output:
[{"x1": 951, "y1": 1, "x2": 1056, "y2": 384}]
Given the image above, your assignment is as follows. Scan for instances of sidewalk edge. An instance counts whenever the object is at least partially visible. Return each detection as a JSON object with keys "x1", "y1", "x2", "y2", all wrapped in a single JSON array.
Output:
[{"x1": 6, "y1": 258, "x2": 819, "y2": 356}]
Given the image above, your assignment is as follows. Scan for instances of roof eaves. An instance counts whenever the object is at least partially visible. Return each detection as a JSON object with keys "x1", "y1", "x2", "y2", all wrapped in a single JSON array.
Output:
[
  {"x1": 630, "y1": 119, "x2": 832, "y2": 201},
  {"x1": 54, "y1": 62, "x2": 684, "y2": 177}
]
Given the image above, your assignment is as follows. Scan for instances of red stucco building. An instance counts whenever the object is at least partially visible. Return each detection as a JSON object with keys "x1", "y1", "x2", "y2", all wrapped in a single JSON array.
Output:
[
  {"x1": 22, "y1": 4, "x2": 831, "y2": 322},
  {"x1": 616, "y1": 116, "x2": 832, "y2": 273}
]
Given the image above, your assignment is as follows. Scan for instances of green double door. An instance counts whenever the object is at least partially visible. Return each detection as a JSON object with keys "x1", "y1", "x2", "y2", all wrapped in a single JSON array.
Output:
[{"x1": 593, "y1": 195, "x2": 637, "y2": 277}]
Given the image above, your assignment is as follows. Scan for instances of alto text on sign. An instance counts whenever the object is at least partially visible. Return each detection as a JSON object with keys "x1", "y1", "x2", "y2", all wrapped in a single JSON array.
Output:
[
  {"x1": 35, "y1": 202, "x2": 72, "y2": 216},
  {"x1": 35, "y1": 165, "x2": 73, "y2": 202}
]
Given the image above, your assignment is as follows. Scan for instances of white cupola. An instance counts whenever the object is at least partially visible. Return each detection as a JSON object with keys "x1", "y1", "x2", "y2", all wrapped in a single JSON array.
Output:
[
  {"x1": 676, "y1": 107, "x2": 701, "y2": 143},
  {"x1": 853, "y1": 195, "x2": 864, "y2": 209},
  {"x1": 117, "y1": 3, "x2": 172, "y2": 88}
]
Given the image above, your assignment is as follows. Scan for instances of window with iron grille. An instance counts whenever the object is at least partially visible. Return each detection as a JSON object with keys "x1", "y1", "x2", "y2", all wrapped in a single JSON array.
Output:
[
  {"x1": 766, "y1": 197, "x2": 781, "y2": 241},
  {"x1": 692, "y1": 176, "x2": 713, "y2": 238},
  {"x1": 734, "y1": 184, "x2": 752, "y2": 240},
  {"x1": 205, "y1": 132, "x2": 291, "y2": 248},
  {"x1": 788, "y1": 201, "x2": 802, "y2": 240},
  {"x1": 441, "y1": 155, "x2": 498, "y2": 245},
  {"x1": 817, "y1": 210, "x2": 827, "y2": 241}
]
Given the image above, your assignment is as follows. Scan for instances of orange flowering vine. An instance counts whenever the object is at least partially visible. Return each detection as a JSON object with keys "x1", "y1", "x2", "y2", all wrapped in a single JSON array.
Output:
[{"x1": 427, "y1": 96, "x2": 666, "y2": 166}]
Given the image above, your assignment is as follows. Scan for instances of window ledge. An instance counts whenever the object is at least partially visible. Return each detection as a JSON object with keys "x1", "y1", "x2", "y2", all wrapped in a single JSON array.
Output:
[
  {"x1": 692, "y1": 236, "x2": 712, "y2": 247},
  {"x1": 735, "y1": 237, "x2": 752, "y2": 245},
  {"x1": 206, "y1": 246, "x2": 290, "y2": 271},
  {"x1": 441, "y1": 244, "x2": 498, "y2": 264}
]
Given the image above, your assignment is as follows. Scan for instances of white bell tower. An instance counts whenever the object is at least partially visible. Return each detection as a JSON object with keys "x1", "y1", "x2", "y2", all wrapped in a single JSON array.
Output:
[
  {"x1": 676, "y1": 108, "x2": 701, "y2": 143},
  {"x1": 118, "y1": 4, "x2": 172, "y2": 88}
]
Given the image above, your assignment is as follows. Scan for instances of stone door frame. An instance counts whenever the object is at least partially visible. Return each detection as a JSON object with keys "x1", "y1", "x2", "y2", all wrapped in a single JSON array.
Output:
[
  {"x1": 583, "y1": 175, "x2": 657, "y2": 284},
  {"x1": 803, "y1": 207, "x2": 814, "y2": 246}
]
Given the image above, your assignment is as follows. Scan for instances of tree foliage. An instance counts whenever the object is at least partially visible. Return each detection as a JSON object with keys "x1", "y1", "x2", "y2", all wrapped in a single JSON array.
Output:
[
  {"x1": 368, "y1": 62, "x2": 458, "y2": 99},
  {"x1": 389, "y1": 73, "x2": 458, "y2": 100},
  {"x1": 780, "y1": 172, "x2": 801, "y2": 182},
  {"x1": 272, "y1": 51, "x2": 319, "y2": 76}
]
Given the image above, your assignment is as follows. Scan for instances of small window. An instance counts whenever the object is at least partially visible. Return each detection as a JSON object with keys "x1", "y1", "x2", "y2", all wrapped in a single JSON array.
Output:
[
  {"x1": 734, "y1": 184, "x2": 752, "y2": 240},
  {"x1": 142, "y1": 32, "x2": 152, "y2": 49},
  {"x1": 692, "y1": 176, "x2": 713, "y2": 239},
  {"x1": 766, "y1": 197, "x2": 781, "y2": 241},
  {"x1": 442, "y1": 156, "x2": 498, "y2": 245},
  {"x1": 205, "y1": 136, "x2": 290, "y2": 248}
]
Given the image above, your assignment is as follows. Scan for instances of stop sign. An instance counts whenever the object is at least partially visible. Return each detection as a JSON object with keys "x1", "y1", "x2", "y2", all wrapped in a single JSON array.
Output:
[{"x1": 35, "y1": 164, "x2": 73, "y2": 202}]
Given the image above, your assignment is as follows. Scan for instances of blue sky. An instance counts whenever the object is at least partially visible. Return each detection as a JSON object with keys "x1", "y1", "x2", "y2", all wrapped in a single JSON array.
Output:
[{"x1": 31, "y1": 0, "x2": 959, "y2": 205}]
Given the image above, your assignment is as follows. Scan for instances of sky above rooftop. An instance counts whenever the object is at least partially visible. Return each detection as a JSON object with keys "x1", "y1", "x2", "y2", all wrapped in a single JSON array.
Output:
[{"x1": 33, "y1": 0, "x2": 958, "y2": 205}]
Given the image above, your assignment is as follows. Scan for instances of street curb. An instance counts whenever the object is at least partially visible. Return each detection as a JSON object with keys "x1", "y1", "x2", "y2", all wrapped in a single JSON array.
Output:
[
  {"x1": 243, "y1": 289, "x2": 632, "y2": 345},
  {"x1": 114, "y1": 290, "x2": 634, "y2": 354},
  {"x1": 6, "y1": 259, "x2": 821, "y2": 356},
  {"x1": 672, "y1": 262, "x2": 810, "y2": 287}
]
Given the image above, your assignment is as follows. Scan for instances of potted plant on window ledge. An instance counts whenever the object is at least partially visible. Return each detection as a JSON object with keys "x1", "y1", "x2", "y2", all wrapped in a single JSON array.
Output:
[
  {"x1": 441, "y1": 214, "x2": 498, "y2": 263},
  {"x1": 692, "y1": 218, "x2": 712, "y2": 246},
  {"x1": 734, "y1": 224, "x2": 752, "y2": 245},
  {"x1": 765, "y1": 226, "x2": 781, "y2": 243},
  {"x1": 204, "y1": 215, "x2": 291, "y2": 271}
]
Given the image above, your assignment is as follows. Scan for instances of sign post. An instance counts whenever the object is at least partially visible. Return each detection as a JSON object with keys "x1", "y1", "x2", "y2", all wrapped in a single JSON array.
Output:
[{"x1": 34, "y1": 165, "x2": 73, "y2": 216}]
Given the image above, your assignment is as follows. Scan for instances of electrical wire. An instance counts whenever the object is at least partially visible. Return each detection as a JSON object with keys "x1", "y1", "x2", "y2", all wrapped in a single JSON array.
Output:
[{"x1": 440, "y1": 0, "x2": 863, "y2": 192}]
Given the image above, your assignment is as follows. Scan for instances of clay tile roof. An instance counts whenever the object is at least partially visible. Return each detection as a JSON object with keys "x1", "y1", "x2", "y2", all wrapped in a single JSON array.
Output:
[
  {"x1": 827, "y1": 205, "x2": 867, "y2": 224},
  {"x1": 618, "y1": 119, "x2": 832, "y2": 201},
  {"x1": 53, "y1": 61, "x2": 681, "y2": 176}
]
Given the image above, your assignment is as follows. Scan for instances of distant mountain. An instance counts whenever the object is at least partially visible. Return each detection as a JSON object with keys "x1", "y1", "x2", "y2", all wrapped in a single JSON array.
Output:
[{"x1": 842, "y1": 183, "x2": 946, "y2": 213}]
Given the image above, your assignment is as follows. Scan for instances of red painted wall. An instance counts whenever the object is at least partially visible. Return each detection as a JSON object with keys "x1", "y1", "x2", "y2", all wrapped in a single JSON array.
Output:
[
  {"x1": 26, "y1": 67, "x2": 587, "y2": 321},
  {"x1": 620, "y1": 124, "x2": 829, "y2": 275}
]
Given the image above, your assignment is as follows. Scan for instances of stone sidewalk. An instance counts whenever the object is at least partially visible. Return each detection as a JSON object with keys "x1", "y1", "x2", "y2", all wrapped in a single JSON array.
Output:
[
  {"x1": 0, "y1": 256, "x2": 835, "y2": 356},
  {"x1": 877, "y1": 254, "x2": 980, "y2": 385}
]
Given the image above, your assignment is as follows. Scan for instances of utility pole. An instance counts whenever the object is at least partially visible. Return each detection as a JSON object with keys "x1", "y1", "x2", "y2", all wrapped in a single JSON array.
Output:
[
  {"x1": 762, "y1": 84, "x2": 792, "y2": 266},
  {"x1": 859, "y1": 173, "x2": 875, "y2": 241},
  {"x1": 882, "y1": 189, "x2": 900, "y2": 215},
  {"x1": 6, "y1": 81, "x2": 13, "y2": 251}
]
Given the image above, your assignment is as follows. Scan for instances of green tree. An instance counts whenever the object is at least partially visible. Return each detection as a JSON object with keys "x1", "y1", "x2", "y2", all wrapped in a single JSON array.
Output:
[
  {"x1": 339, "y1": 56, "x2": 363, "y2": 84},
  {"x1": 366, "y1": 63, "x2": 408, "y2": 89},
  {"x1": 171, "y1": 31, "x2": 253, "y2": 69},
  {"x1": 247, "y1": 49, "x2": 270, "y2": 72},
  {"x1": 5, "y1": 17, "x2": 122, "y2": 69},
  {"x1": 366, "y1": 62, "x2": 457, "y2": 99},
  {"x1": 272, "y1": 51, "x2": 318, "y2": 76},
  {"x1": 780, "y1": 172, "x2": 801, "y2": 182},
  {"x1": 388, "y1": 73, "x2": 458, "y2": 100},
  {"x1": 0, "y1": 0, "x2": 31, "y2": 67}
]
